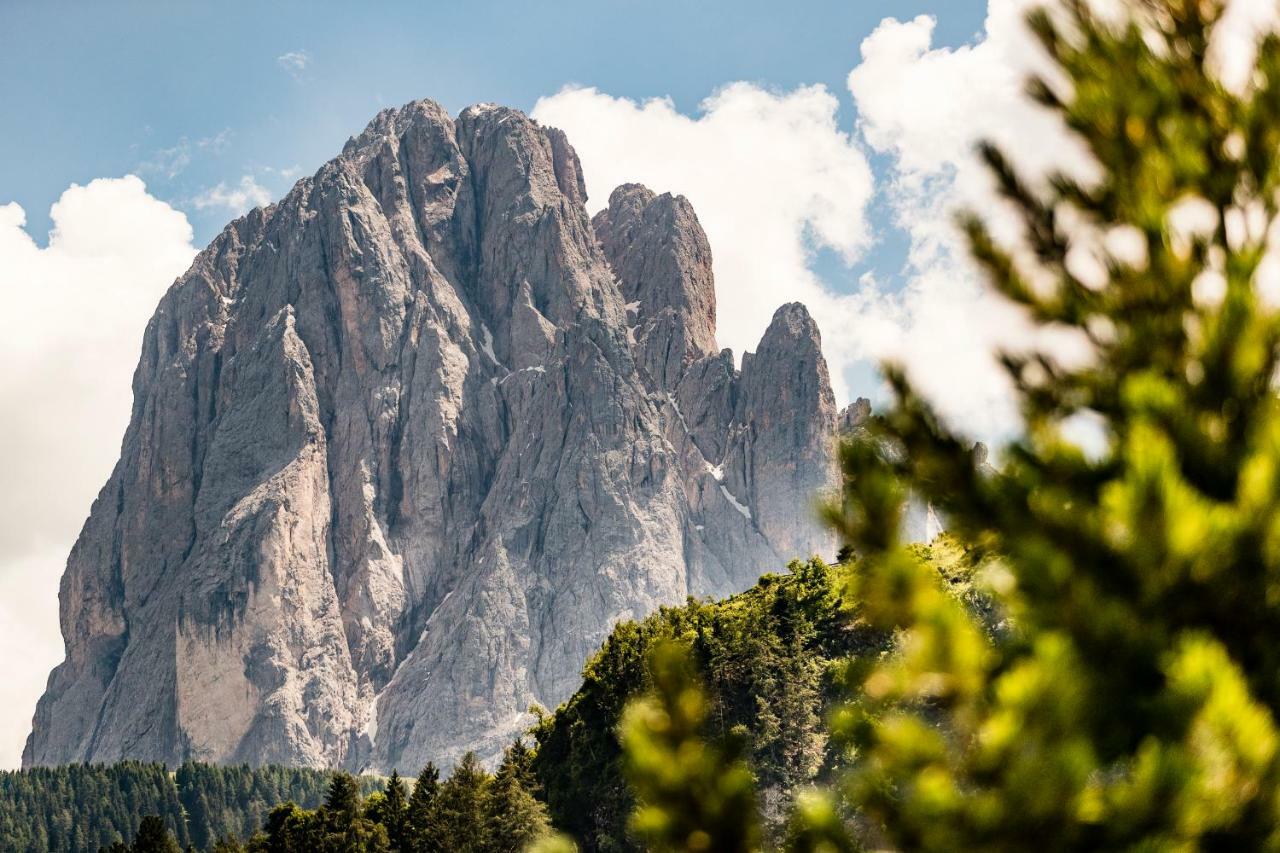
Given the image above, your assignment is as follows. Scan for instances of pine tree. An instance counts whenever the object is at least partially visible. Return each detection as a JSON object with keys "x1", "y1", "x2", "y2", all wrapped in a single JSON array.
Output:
[
  {"x1": 484, "y1": 740, "x2": 552, "y2": 852},
  {"x1": 429, "y1": 753, "x2": 490, "y2": 853},
  {"x1": 249, "y1": 801, "x2": 317, "y2": 853},
  {"x1": 373, "y1": 770, "x2": 409, "y2": 852},
  {"x1": 752, "y1": 620, "x2": 825, "y2": 803},
  {"x1": 323, "y1": 772, "x2": 361, "y2": 830},
  {"x1": 814, "y1": 0, "x2": 1280, "y2": 848},
  {"x1": 128, "y1": 816, "x2": 182, "y2": 853},
  {"x1": 313, "y1": 772, "x2": 390, "y2": 852},
  {"x1": 405, "y1": 763, "x2": 440, "y2": 852}
]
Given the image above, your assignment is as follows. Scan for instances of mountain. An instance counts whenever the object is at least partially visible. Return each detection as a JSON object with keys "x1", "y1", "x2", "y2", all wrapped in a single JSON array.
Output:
[{"x1": 25, "y1": 100, "x2": 839, "y2": 773}]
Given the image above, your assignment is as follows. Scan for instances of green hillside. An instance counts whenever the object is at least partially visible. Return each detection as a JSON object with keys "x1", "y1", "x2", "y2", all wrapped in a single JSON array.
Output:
[{"x1": 532, "y1": 540, "x2": 979, "y2": 851}]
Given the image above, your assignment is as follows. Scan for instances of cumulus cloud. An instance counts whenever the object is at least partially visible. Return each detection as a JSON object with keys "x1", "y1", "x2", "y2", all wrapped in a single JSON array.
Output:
[
  {"x1": 193, "y1": 174, "x2": 272, "y2": 214},
  {"x1": 0, "y1": 177, "x2": 196, "y2": 768},
  {"x1": 841, "y1": 0, "x2": 1098, "y2": 436},
  {"x1": 531, "y1": 58, "x2": 1043, "y2": 433},
  {"x1": 530, "y1": 21, "x2": 1092, "y2": 434},
  {"x1": 532, "y1": 82, "x2": 875, "y2": 403},
  {"x1": 276, "y1": 50, "x2": 311, "y2": 79},
  {"x1": 842, "y1": 0, "x2": 1278, "y2": 437}
]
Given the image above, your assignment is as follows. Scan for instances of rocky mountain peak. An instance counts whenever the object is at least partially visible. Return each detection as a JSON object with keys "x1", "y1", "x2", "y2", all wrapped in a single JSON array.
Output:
[
  {"x1": 839, "y1": 397, "x2": 873, "y2": 432},
  {"x1": 593, "y1": 183, "x2": 717, "y2": 390},
  {"x1": 725, "y1": 302, "x2": 838, "y2": 559},
  {"x1": 760, "y1": 300, "x2": 823, "y2": 344},
  {"x1": 25, "y1": 100, "x2": 844, "y2": 774}
]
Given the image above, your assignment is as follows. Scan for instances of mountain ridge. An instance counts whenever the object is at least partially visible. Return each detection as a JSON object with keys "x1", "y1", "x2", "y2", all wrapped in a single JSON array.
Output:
[{"x1": 26, "y1": 99, "x2": 841, "y2": 773}]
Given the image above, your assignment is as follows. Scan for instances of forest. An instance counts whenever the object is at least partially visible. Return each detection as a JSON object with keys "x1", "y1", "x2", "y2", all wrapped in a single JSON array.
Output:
[{"x1": 0, "y1": 761, "x2": 337, "y2": 850}]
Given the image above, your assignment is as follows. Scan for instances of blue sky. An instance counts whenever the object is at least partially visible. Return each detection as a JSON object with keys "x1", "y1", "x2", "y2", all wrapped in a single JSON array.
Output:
[{"x1": 0, "y1": 0, "x2": 984, "y2": 247}]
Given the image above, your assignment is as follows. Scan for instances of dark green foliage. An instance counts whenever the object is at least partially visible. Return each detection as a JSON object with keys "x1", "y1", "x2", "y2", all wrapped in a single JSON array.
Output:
[
  {"x1": 607, "y1": 586, "x2": 966, "y2": 853},
  {"x1": 0, "y1": 761, "x2": 188, "y2": 852},
  {"x1": 126, "y1": 816, "x2": 182, "y2": 853},
  {"x1": 237, "y1": 775, "x2": 389, "y2": 852},
  {"x1": 532, "y1": 557, "x2": 891, "y2": 851},
  {"x1": 231, "y1": 748, "x2": 554, "y2": 853},
  {"x1": 426, "y1": 752, "x2": 489, "y2": 852},
  {"x1": 174, "y1": 761, "x2": 344, "y2": 848},
  {"x1": 367, "y1": 771, "x2": 408, "y2": 851},
  {"x1": 484, "y1": 741, "x2": 550, "y2": 853},
  {"x1": 323, "y1": 773, "x2": 362, "y2": 826},
  {"x1": 270, "y1": 771, "x2": 389, "y2": 852},
  {"x1": 621, "y1": 642, "x2": 760, "y2": 853},
  {"x1": 404, "y1": 763, "x2": 439, "y2": 851},
  {"x1": 216, "y1": 746, "x2": 550, "y2": 853},
  {"x1": 247, "y1": 802, "x2": 316, "y2": 853},
  {"x1": 0, "y1": 762, "x2": 378, "y2": 852}
]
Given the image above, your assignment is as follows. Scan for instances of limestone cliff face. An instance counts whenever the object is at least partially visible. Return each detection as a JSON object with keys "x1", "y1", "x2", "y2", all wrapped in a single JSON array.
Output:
[{"x1": 25, "y1": 100, "x2": 839, "y2": 772}]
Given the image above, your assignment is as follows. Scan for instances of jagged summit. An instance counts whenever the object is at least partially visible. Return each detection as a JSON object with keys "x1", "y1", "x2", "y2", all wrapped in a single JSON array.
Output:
[
  {"x1": 594, "y1": 183, "x2": 717, "y2": 389},
  {"x1": 25, "y1": 100, "x2": 840, "y2": 773}
]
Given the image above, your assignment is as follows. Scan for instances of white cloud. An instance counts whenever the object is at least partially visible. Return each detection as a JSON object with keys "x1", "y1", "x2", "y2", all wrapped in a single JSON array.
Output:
[
  {"x1": 0, "y1": 546, "x2": 69, "y2": 771},
  {"x1": 532, "y1": 82, "x2": 875, "y2": 403},
  {"x1": 0, "y1": 176, "x2": 196, "y2": 768},
  {"x1": 841, "y1": 0, "x2": 1278, "y2": 437},
  {"x1": 530, "y1": 59, "x2": 1051, "y2": 434},
  {"x1": 276, "y1": 50, "x2": 311, "y2": 79},
  {"x1": 193, "y1": 174, "x2": 272, "y2": 215},
  {"x1": 139, "y1": 129, "x2": 234, "y2": 178},
  {"x1": 840, "y1": 1, "x2": 1098, "y2": 437},
  {"x1": 529, "y1": 16, "x2": 1095, "y2": 435}
]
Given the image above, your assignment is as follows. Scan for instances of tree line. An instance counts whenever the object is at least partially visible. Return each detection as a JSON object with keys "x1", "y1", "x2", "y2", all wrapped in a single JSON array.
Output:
[
  {"x1": 529, "y1": 554, "x2": 912, "y2": 850},
  {"x1": 101, "y1": 740, "x2": 551, "y2": 852},
  {"x1": 0, "y1": 760, "x2": 364, "y2": 851}
]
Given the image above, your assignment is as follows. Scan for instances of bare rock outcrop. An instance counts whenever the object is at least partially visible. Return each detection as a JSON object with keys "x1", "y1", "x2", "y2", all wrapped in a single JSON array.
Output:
[{"x1": 26, "y1": 100, "x2": 841, "y2": 772}]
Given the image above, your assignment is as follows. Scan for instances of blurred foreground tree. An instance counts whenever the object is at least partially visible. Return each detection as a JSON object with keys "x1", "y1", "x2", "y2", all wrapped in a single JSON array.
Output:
[
  {"x1": 622, "y1": 0, "x2": 1280, "y2": 848},
  {"x1": 621, "y1": 642, "x2": 761, "y2": 852}
]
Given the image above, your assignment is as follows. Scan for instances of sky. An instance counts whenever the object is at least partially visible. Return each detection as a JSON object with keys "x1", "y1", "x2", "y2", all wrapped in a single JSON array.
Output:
[{"x1": 2, "y1": 0, "x2": 1276, "y2": 771}]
